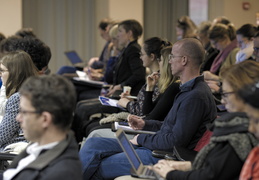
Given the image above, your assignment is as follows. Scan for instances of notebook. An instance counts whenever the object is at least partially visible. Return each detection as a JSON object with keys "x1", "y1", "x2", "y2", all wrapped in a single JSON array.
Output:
[
  {"x1": 116, "y1": 129, "x2": 163, "y2": 180},
  {"x1": 64, "y1": 51, "x2": 83, "y2": 64}
]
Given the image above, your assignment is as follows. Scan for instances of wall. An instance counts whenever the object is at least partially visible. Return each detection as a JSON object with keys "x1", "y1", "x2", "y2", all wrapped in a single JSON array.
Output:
[
  {"x1": 209, "y1": 0, "x2": 259, "y2": 28},
  {"x1": 0, "y1": 0, "x2": 22, "y2": 36}
]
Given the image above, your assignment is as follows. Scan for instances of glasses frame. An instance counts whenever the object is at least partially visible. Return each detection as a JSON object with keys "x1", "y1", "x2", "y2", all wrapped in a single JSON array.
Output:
[
  {"x1": 18, "y1": 109, "x2": 41, "y2": 115},
  {"x1": 220, "y1": 91, "x2": 235, "y2": 99},
  {"x1": 169, "y1": 54, "x2": 183, "y2": 60}
]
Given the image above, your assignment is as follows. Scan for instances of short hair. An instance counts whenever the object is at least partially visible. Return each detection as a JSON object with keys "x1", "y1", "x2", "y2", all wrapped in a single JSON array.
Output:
[
  {"x1": 159, "y1": 46, "x2": 177, "y2": 93},
  {"x1": 220, "y1": 60, "x2": 259, "y2": 97},
  {"x1": 119, "y1": 19, "x2": 143, "y2": 40},
  {"x1": 98, "y1": 18, "x2": 115, "y2": 31},
  {"x1": 177, "y1": 16, "x2": 197, "y2": 38},
  {"x1": 19, "y1": 74, "x2": 77, "y2": 130},
  {"x1": 0, "y1": 37, "x2": 51, "y2": 71},
  {"x1": 254, "y1": 30, "x2": 259, "y2": 38},
  {"x1": 15, "y1": 28, "x2": 37, "y2": 38},
  {"x1": 209, "y1": 23, "x2": 236, "y2": 41},
  {"x1": 213, "y1": 16, "x2": 231, "y2": 25},
  {"x1": 197, "y1": 21, "x2": 212, "y2": 35},
  {"x1": 1, "y1": 51, "x2": 39, "y2": 98},
  {"x1": 109, "y1": 24, "x2": 119, "y2": 39},
  {"x1": 177, "y1": 38, "x2": 205, "y2": 67},
  {"x1": 143, "y1": 37, "x2": 172, "y2": 60},
  {"x1": 236, "y1": 24, "x2": 257, "y2": 40}
]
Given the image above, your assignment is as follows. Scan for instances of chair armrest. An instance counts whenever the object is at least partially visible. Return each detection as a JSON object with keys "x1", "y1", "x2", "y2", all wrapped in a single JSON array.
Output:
[{"x1": 0, "y1": 153, "x2": 17, "y2": 161}]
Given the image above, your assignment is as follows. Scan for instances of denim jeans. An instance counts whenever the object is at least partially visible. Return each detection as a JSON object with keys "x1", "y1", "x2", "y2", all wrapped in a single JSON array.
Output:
[{"x1": 79, "y1": 137, "x2": 160, "y2": 180}]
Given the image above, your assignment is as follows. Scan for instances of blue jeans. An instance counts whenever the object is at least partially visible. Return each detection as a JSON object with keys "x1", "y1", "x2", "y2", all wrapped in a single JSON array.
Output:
[{"x1": 79, "y1": 137, "x2": 160, "y2": 180}]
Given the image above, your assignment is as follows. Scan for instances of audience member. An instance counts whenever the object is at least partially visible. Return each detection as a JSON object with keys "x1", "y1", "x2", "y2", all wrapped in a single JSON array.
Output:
[
  {"x1": 197, "y1": 21, "x2": 219, "y2": 72},
  {"x1": 152, "y1": 60, "x2": 259, "y2": 180},
  {"x1": 85, "y1": 45, "x2": 180, "y2": 139},
  {"x1": 1, "y1": 75, "x2": 82, "y2": 180},
  {"x1": 73, "y1": 37, "x2": 172, "y2": 141},
  {"x1": 236, "y1": 24, "x2": 257, "y2": 63},
  {"x1": 57, "y1": 18, "x2": 115, "y2": 75},
  {"x1": 208, "y1": 23, "x2": 238, "y2": 75},
  {"x1": 238, "y1": 72, "x2": 259, "y2": 180},
  {"x1": 73, "y1": 24, "x2": 121, "y2": 100},
  {"x1": 176, "y1": 15, "x2": 197, "y2": 40},
  {"x1": 79, "y1": 38, "x2": 217, "y2": 179},
  {"x1": 0, "y1": 36, "x2": 51, "y2": 74},
  {"x1": 0, "y1": 51, "x2": 38, "y2": 151},
  {"x1": 0, "y1": 36, "x2": 52, "y2": 123}
]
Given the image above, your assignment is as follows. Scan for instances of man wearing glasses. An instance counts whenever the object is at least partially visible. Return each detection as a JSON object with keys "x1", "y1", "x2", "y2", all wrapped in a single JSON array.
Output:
[
  {"x1": 1, "y1": 75, "x2": 82, "y2": 180},
  {"x1": 79, "y1": 38, "x2": 217, "y2": 180}
]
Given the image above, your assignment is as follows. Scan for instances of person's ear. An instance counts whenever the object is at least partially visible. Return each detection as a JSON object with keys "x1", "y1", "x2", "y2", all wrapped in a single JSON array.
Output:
[
  {"x1": 41, "y1": 111, "x2": 53, "y2": 129},
  {"x1": 150, "y1": 53, "x2": 155, "y2": 61},
  {"x1": 182, "y1": 56, "x2": 188, "y2": 66}
]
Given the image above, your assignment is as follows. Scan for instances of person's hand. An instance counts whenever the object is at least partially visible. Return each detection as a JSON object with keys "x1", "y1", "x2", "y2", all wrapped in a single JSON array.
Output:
[
  {"x1": 88, "y1": 57, "x2": 99, "y2": 67},
  {"x1": 152, "y1": 160, "x2": 176, "y2": 178},
  {"x1": 203, "y1": 71, "x2": 219, "y2": 81},
  {"x1": 146, "y1": 72, "x2": 160, "y2": 91},
  {"x1": 127, "y1": 114, "x2": 145, "y2": 130},
  {"x1": 152, "y1": 160, "x2": 192, "y2": 178},
  {"x1": 88, "y1": 68, "x2": 104, "y2": 81},
  {"x1": 129, "y1": 134, "x2": 139, "y2": 145},
  {"x1": 205, "y1": 80, "x2": 221, "y2": 93},
  {"x1": 106, "y1": 84, "x2": 122, "y2": 97}
]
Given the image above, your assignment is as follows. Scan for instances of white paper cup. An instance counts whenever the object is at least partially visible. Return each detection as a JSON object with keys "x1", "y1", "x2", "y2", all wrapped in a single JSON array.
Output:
[{"x1": 123, "y1": 86, "x2": 131, "y2": 94}]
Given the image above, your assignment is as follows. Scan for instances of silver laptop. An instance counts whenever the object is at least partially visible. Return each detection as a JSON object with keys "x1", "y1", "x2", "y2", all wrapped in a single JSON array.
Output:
[{"x1": 116, "y1": 128, "x2": 163, "y2": 180}]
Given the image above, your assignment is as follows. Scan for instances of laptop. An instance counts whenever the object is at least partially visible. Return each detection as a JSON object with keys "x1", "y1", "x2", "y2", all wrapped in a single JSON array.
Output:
[
  {"x1": 116, "y1": 129, "x2": 163, "y2": 180},
  {"x1": 64, "y1": 51, "x2": 83, "y2": 65}
]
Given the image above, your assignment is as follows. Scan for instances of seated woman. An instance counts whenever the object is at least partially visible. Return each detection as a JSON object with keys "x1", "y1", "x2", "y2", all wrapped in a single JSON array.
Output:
[
  {"x1": 238, "y1": 78, "x2": 259, "y2": 179},
  {"x1": 206, "y1": 23, "x2": 238, "y2": 76},
  {"x1": 150, "y1": 60, "x2": 259, "y2": 180},
  {"x1": 0, "y1": 51, "x2": 39, "y2": 151},
  {"x1": 86, "y1": 45, "x2": 180, "y2": 139},
  {"x1": 72, "y1": 19, "x2": 146, "y2": 142},
  {"x1": 73, "y1": 37, "x2": 175, "y2": 142},
  {"x1": 235, "y1": 23, "x2": 257, "y2": 63}
]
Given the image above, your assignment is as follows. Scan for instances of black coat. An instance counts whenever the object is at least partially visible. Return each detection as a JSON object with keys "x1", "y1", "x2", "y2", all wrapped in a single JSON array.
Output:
[{"x1": 113, "y1": 40, "x2": 146, "y2": 96}]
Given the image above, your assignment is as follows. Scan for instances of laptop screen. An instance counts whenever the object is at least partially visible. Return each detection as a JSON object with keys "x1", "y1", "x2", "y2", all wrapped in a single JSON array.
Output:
[
  {"x1": 117, "y1": 131, "x2": 141, "y2": 170},
  {"x1": 64, "y1": 51, "x2": 83, "y2": 64}
]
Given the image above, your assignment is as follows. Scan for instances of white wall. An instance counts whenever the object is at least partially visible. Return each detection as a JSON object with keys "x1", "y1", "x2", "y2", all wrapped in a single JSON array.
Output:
[{"x1": 0, "y1": 0, "x2": 22, "y2": 36}]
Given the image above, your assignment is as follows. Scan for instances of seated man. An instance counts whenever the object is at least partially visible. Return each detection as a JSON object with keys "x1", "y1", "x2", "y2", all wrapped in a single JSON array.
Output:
[
  {"x1": 79, "y1": 38, "x2": 217, "y2": 180},
  {"x1": 1, "y1": 75, "x2": 82, "y2": 180}
]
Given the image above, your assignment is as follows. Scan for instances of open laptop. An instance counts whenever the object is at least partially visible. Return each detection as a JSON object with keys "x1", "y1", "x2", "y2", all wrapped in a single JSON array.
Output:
[
  {"x1": 64, "y1": 50, "x2": 83, "y2": 65},
  {"x1": 116, "y1": 128, "x2": 163, "y2": 180}
]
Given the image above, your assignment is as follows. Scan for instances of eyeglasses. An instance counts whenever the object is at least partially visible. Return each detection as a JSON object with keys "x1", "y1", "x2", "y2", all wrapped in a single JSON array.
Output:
[
  {"x1": 0, "y1": 69, "x2": 8, "y2": 73},
  {"x1": 169, "y1": 54, "x2": 183, "y2": 60},
  {"x1": 18, "y1": 109, "x2": 41, "y2": 115},
  {"x1": 220, "y1": 91, "x2": 235, "y2": 99}
]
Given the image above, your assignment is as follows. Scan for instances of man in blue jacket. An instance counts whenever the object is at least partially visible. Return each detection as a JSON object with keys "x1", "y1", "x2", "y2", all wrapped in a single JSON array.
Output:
[{"x1": 79, "y1": 38, "x2": 217, "y2": 180}]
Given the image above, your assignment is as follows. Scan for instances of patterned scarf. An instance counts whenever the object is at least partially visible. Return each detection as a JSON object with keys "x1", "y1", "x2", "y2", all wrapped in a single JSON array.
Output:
[{"x1": 192, "y1": 112, "x2": 258, "y2": 170}]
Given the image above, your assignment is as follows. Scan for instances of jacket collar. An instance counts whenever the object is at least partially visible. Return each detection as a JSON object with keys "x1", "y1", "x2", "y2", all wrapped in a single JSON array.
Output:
[{"x1": 180, "y1": 75, "x2": 204, "y2": 92}]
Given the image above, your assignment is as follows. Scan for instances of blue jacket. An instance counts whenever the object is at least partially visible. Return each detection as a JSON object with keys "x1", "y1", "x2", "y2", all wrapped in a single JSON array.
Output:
[{"x1": 137, "y1": 76, "x2": 217, "y2": 151}]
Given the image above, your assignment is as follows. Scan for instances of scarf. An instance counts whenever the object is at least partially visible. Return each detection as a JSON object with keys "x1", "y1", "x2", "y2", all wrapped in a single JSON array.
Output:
[
  {"x1": 192, "y1": 112, "x2": 258, "y2": 170},
  {"x1": 210, "y1": 39, "x2": 237, "y2": 74}
]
